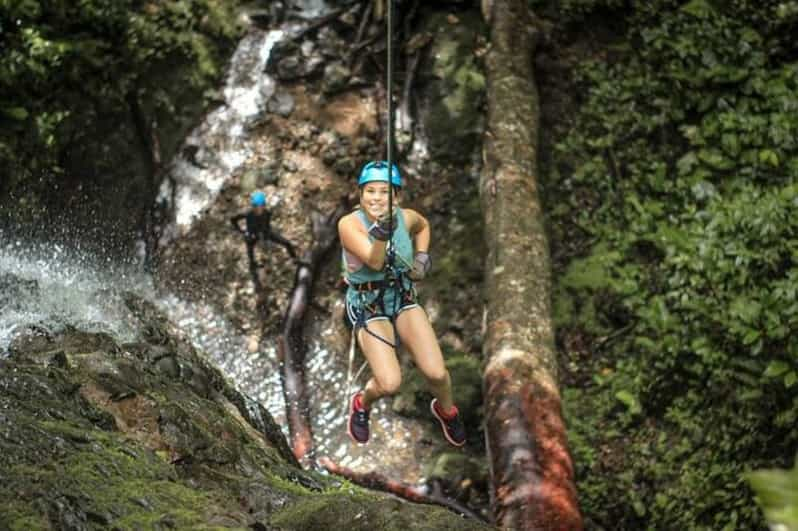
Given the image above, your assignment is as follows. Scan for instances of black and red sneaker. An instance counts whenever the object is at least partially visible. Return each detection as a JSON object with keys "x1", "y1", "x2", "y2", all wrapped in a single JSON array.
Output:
[
  {"x1": 430, "y1": 399, "x2": 466, "y2": 447},
  {"x1": 347, "y1": 392, "x2": 370, "y2": 444}
]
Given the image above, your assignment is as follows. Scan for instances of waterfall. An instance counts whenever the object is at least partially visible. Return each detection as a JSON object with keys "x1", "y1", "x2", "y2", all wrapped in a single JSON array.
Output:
[{"x1": 156, "y1": 29, "x2": 284, "y2": 245}]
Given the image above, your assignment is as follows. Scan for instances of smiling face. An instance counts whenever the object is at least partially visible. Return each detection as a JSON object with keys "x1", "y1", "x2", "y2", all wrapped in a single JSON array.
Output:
[{"x1": 359, "y1": 182, "x2": 400, "y2": 220}]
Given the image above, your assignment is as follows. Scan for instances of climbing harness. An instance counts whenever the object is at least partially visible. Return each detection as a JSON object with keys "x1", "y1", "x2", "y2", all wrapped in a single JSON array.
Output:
[{"x1": 343, "y1": 265, "x2": 418, "y2": 416}]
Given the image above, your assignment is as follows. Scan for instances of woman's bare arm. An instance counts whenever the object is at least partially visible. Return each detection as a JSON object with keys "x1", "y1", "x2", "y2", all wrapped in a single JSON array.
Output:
[
  {"x1": 403, "y1": 208, "x2": 430, "y2": 253},
  {"x1": 338, "y1": 213, "x2": 388, "y2": 270}
]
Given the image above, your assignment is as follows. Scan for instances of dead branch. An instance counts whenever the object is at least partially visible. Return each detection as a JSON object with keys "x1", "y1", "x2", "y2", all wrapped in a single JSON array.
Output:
[
  {"x1": 350, "y1": 0, "x2": 374, "y2": 62},
  {"x1": 318, "y1": 457, "x2": 488, "y2": 523},
  {"x1": 276, "y1": 199, "x2": 349, "y2": 464}
]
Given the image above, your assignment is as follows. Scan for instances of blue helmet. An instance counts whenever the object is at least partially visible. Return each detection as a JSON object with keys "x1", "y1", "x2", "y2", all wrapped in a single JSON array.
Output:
[
  {"x1": 357, "y1": 161, "x2": 402, "y2": 188},
  {"x1": 251, "y1": 190, "x2": 267, "y2": 207}
]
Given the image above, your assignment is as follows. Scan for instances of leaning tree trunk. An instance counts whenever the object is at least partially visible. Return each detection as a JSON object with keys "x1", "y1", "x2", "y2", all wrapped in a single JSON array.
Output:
[{"x1": 480, "y1": 1, "x2": 583, "y2": 529}]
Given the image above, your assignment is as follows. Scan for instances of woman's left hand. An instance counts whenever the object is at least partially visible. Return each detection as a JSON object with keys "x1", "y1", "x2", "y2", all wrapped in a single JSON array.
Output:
[{"x1": 409, "y1": 251, "x2": 431, "y2": 280}]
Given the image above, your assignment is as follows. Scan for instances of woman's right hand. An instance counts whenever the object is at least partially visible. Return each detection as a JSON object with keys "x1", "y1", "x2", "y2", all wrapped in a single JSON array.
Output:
[{"x1": 368, "y1": 212, "x2": 396, "y2": 241}]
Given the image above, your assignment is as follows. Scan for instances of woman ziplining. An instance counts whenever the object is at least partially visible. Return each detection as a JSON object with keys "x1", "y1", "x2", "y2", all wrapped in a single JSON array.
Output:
[
  {"x1": 337, "y1": 162, "x2": 466, "y2": 447},
  {"x1": 335, "y1": 0, "x2": 465, "y2": 448}
]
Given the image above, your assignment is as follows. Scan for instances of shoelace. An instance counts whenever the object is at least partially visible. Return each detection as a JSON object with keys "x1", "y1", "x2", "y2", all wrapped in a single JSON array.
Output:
[{"x1": 354, "y1": 409, "x2": 369, "y2": 424}]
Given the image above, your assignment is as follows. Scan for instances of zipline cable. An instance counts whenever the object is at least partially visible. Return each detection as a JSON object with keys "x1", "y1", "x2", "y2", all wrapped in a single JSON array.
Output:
[{"x1": 386, "y1": 0, "x2": 395, "y2": 251}]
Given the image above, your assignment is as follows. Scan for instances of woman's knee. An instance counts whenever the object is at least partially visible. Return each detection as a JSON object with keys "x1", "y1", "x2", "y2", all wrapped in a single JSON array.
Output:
[{"x1": 375, "y1": 373, "x2": 402, "y2": 395}]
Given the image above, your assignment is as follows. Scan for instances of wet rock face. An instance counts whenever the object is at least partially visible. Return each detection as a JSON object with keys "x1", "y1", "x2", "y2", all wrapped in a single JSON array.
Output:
[
  {"x1": 0, "y1": 294, "x2": 492, "y2": 530},
  {"x1": 322, "y1": 62, "x2": 352, "y2": 95},
  {"x1": 266, "y1": 16, "x2": 353, "y2": 90},
  {"x1": 267, "y1": 90, "x2": 297, "y2": 117},
  {"x1": 268, "y1": 40, "x2": 325, "y2": 80},
  {"x1": 0, "y1": 296, "x2": 304, "y2": 529}
]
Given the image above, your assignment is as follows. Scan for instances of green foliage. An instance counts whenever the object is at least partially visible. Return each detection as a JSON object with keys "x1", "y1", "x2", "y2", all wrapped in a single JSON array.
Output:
[
  {"x1": 547, "y1": 0, "x2": 798, "y2": 528},
  {"x1": 748, "y1": 459, "x2": 798, "y2": 529},
  {"x1": 0, "y1": 0, "x2": 242, "y2": 204},
  {"x1": 529, "y1": 0, "x2": 626, "y2": 21}
]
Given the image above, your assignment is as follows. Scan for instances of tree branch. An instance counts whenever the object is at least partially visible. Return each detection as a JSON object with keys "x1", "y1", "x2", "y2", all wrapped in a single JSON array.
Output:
[
  {"x1": 276, "y1": 199, "x2": 349, "y2": 464},
  {"x1": 318, "y1": 457, "x2": 489, "y2": 523}
]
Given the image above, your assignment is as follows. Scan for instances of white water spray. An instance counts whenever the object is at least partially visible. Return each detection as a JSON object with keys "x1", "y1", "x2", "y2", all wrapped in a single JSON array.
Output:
[{"x1": 0, "y1": 238, "x2": 153, "y2": 354}]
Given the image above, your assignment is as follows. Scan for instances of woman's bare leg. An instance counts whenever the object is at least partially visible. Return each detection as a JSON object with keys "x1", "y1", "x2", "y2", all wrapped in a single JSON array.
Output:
[
  {"x1": 395, "y1": 307, "x2": 454, "y2": 411},
  {"x1": 356, "y1": 319, "x2": 400, "y2": 409}
]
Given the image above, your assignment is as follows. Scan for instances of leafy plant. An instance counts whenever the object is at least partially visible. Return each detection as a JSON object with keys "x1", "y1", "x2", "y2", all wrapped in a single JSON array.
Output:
[
  {"x1": 0, "y1": 0, "x2": 242, "y2": 220},
  {"x1": 546, "y1": 0, "x2": 798, "y2": 528},
  {"x1": 748, "y1": 460, "x2": 798, "y2": 530}
]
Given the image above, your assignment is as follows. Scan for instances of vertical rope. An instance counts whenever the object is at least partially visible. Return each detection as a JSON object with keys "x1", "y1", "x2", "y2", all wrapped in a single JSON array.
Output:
[{"x1": 386, "y1": 0, "x2": 395, "y2": 247}]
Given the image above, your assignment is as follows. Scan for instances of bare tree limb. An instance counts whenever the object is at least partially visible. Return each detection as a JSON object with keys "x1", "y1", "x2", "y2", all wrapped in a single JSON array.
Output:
[
  {"x1": 318, "y1": 457, "x2": 489, "y2": 523},
  {"x1": 349, "y1": 0, "x2": 374, "y2": 64},
  {"x1": 276, "y1": 199, "x2": 349, "y2": 464}
]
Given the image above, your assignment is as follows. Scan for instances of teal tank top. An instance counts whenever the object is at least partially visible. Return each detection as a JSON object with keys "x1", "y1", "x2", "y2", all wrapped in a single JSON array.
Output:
[{"x1": 342, "y1": 207, "x2": 414, "y2": 285}]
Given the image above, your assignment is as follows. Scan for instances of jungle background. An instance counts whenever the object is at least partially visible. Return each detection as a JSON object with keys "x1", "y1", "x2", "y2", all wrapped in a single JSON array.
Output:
[{"x1": 1, "y1": 0, "x2": 798, "y2": 529}]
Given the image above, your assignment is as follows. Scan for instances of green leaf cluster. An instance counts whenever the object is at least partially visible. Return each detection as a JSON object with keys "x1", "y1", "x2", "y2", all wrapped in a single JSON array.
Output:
[
  {"x1": 0, "y1": 0, "x2": 242, "y2": 210},
  {"x1": 546, "y1": 0, "x2": 798, "y2": 528},
  {"x1": 747, "y1": 459, "x2": 798, "y2": 530}
]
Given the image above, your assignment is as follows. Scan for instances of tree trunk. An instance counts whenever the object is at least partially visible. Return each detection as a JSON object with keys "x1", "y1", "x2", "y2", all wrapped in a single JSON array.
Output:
[{"x1": 480, "y1": 1, "x2": 583, "y2": 529}]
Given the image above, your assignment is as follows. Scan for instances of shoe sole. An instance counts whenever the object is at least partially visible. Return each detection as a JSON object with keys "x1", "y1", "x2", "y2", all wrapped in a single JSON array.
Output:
[
  {"x1": 430, "y1": 399, "x2": 466, "y2": 447},
  {"x1": 347, "y1": 393, "x2": 368, "y2": 444}
]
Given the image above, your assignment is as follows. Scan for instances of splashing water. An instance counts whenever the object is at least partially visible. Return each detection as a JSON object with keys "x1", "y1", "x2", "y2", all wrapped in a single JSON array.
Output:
[
  {"x1": 0, "y1": 238, "x2": 153, "y2": 354},
  {"x1": 0, "y1": 236, "x2": 288, "y2": 426}
]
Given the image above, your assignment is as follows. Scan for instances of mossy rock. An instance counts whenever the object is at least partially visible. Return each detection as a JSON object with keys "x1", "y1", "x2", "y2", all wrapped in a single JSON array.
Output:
[
  {"x1": 392, "y1": 347, "x2": 482, "y2": 430},
  {"x1": 269, "y1": 491, "x2": 488, "y2": 531},
  {"x1": 417, "y1": 9, "x2": 487, "y2": 163},
  {"x1": 424, "y1": 452, "x2": 488, "y2": 484},
  {"x1": 0, "y1": 292, "x2": 492, "y2": 530}
]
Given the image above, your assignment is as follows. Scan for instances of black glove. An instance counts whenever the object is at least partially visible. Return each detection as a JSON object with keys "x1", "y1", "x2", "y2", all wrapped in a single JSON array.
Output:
[
  {"x1": 368, "y1": 213, "x2": 396, "y2": 241},
  {"x1": 409, "y1": 251, "x2": 431, "y2": 280}
]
